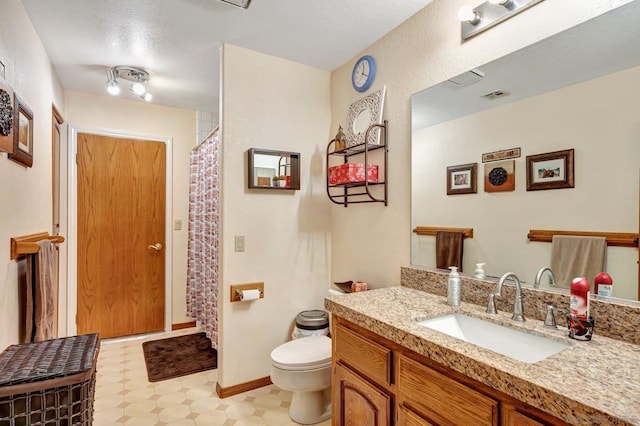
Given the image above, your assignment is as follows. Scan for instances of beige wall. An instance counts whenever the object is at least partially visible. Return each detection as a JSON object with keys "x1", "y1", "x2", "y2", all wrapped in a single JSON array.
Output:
[
  {"x1": 329, "y1": 0, "x2": 633, "y2": 289},
  {"x1": 412, "y1": 66, "x2": 640, "y2": 299},
  {"x1": 218, "y1": 44, "x2": 331, "y2": 387},
  {"x1": 64, "y1": 91, "x2": 196, "y2": 328},
  {"x1": 0, "y1": 0, "x2": 65, "y2": 351}
]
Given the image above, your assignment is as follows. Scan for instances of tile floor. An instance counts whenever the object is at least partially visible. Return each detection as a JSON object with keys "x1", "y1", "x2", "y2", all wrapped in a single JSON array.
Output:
[{"x1": 93, "y1": 328, "x2": 331, "y2": 426}]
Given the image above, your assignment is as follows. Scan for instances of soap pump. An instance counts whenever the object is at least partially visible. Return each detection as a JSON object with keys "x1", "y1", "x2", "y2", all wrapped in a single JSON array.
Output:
[
  {"x1": 447, "y1": 266, "x2": 461, "y2": 307},
  {"x1": 473, "y1": 263, "x2": 486, "y2": 279}
]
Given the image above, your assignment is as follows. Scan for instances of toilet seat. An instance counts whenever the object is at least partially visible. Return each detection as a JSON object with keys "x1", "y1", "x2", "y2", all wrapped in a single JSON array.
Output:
[{"x1": 270, "y1": 336, "x2": 331, "y2": 371}]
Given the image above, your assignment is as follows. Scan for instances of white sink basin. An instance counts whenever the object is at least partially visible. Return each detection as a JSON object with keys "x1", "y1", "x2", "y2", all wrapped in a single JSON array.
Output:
[{"x1": 417, "y1": 313, "x2": 569, "y2": 364}]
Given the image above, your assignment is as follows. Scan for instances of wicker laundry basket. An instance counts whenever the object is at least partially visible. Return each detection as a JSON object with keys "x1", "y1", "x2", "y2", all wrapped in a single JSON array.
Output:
[{"x1": 0, "y1": 333, "x2": 99, "y2": 425}]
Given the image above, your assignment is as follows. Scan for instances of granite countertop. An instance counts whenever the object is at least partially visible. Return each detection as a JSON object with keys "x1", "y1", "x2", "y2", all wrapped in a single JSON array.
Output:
[{"x1": 325, "y1": 286, "x2": 640, "y2": 426}]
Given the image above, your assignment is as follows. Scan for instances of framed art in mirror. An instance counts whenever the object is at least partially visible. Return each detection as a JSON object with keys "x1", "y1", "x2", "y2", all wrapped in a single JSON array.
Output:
[
  {"x1": 446, "y1": 163, "x2": 477, "y2": 195},
  {"x1": 0, "y1": 79, "x2": 14, "y2": 153},
  {"x1": 8, "y1": 94, "x2": 33, "y2": 167},
  {"x1": 526, "y1": 148, "x2": 574, "y2": 191},
  {"x1": 247, "y1": 148, "x2": 300, "y2": 190}
]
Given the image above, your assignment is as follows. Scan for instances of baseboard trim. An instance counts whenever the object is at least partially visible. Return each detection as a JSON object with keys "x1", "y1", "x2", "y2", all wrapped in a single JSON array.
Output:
[
  {"x1": 171, "y1": 321, "x2": 197, "y2": 330},
  {"x1": 216, "y1": 376, "x2": 272, "y2": 398}
]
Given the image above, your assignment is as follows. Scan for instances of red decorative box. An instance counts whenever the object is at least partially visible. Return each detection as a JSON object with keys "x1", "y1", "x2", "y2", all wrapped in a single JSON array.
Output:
[{"x1": 328, "y1": 163, "x2": 379, "y2": 185}]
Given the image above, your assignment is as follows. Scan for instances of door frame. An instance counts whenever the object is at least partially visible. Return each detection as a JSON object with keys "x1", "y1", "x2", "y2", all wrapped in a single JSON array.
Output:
[{"x1": 67, "y1": 125, "x2": 173, "y2": 336}]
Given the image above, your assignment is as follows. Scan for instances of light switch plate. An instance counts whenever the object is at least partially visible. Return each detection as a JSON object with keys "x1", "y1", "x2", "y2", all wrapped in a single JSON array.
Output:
[
  {"x1": 174, "y1": 219, "x2": 182, "y2": 230},
  {"x1": 235, "y1": 235, "x2": 245, "y2": 252}
]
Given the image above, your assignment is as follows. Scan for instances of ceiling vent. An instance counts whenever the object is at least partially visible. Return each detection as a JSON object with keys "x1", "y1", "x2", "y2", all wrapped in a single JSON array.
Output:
[
  {"x1": 481, "y1": 90, "x2": 510, "y2": 100},
  {"x1": 447, "y1": 69, "x2": 485, "y2": 87},
  {"x1": 219, "y1": 0, "x2": 251, "y2": 8}
]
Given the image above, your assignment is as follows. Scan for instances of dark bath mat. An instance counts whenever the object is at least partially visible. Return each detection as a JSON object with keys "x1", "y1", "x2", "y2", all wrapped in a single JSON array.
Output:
[{"x1": 142, "y1": 332, "x2": 217, "y2": 382}]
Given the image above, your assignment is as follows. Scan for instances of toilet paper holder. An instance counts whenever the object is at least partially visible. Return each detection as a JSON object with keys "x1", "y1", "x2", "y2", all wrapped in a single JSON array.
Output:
[{"x1": 230, "y1": 282, "x2": 265, "y2": 302}]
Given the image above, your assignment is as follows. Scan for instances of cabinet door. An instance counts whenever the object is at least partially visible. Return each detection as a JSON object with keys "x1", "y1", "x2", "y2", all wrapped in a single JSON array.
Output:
[
  {"x1": 397, "y1": 404, "x2": 435, "y2": 426},
  {"x1": 333, "y1": 362, "x2": 392, "y2": 426},
  {"x1": 502, "y1": 403, "x2": 547, "y2": 426},
  {"x1": 397, "y1": 355, "x2": 498, "y2": 426}
]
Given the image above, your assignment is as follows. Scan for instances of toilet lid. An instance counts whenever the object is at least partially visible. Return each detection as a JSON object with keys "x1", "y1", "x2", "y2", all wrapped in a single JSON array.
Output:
[{"x1": 270, "y1": 336, "x2": 332, "y2": 371}]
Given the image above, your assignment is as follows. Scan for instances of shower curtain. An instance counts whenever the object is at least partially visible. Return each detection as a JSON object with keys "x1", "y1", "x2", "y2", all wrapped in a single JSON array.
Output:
[{"x1": 186, "y1": 127, "x2": 220, "y2": 349}]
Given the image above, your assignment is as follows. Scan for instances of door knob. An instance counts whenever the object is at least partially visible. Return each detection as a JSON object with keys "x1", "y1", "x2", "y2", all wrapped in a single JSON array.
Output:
[{"x1": 148, "y1": 243, "x2": 163, "y2": 251}]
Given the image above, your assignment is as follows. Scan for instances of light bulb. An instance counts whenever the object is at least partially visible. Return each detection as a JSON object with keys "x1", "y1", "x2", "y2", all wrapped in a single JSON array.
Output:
[
  {"x1": 143, "y1": 92, "x2": 152, "y2": 102},
  {"x1": 458, "y1": 5, "x2": 480, "y2": 24},
  {"x1": 131, "y1": 82, "x2": 146, "y2": 96},
  {"x1": 106, "y1": 80, "x2": 120, "y2": 95}
]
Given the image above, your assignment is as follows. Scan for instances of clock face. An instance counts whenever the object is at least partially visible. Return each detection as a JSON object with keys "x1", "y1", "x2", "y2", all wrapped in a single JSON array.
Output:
[{"x1": 352, "y1": 55, "x2": 376, "y2": 93}]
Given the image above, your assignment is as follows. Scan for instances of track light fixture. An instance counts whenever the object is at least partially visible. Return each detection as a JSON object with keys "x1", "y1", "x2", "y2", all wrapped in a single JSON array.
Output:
[
  {"x1": 105, "y1": 66, "x2": 152, "y2": 102},
  {"x1": 458, "y1": 0, "x2": 545, "y2": 40}
]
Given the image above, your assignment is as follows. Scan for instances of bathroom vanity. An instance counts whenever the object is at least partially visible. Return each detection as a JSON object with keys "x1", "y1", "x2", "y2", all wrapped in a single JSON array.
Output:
[{"x1": 325, "y1": 281, "x2": 640, "y2": 425}]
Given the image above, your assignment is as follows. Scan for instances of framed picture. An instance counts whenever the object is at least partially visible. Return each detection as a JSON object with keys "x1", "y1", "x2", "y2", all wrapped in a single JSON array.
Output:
[
  {"x1": 484, "y1": 160, "x2": 515, "y2": 192},
  {"x1": 446, "y1": 163, "x2": 477, "y2": 195},
  {"x1": 8, "y1": 94, "x2": 33, "y2": 167},
  {"x1": 526, "y1": 148, "x2": 574, "y2": 191},
  {"x1": 482, "y1": 147, "x2": 521, "y2": 163}
]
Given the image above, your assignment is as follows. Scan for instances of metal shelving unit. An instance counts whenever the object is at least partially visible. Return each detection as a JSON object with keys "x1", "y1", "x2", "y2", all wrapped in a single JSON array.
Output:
[{"x1": 326, "y1": 120, "x2": 388, "y2": 207}]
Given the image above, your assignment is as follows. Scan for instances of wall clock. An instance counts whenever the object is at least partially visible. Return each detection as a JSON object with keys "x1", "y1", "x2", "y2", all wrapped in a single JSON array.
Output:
[{"x1": 352, "y1": 55, "x2": 376, "y2": 93}]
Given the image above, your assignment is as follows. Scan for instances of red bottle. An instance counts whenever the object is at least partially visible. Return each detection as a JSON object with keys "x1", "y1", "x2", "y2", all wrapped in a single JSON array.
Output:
[
  {"x1": 570, "y1": 277, "x2": 590, "y2": 319},
  {"x1": 594, "y1": 272, "x2": 613, "y2": 297}
]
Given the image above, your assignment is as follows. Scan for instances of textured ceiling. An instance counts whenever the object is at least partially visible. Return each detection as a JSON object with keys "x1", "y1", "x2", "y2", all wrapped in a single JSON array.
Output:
[{"x1": 21, "y1": 0, "x2": 432, "y2": 114}]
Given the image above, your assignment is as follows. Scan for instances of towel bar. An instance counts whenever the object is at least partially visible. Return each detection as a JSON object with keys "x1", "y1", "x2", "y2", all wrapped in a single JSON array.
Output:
[
  {"x1": 527, "y1": 229, "x2": 639, "y2": 248},
  {"x1": 10, "y1": 232, "x2": 66, "y2": 260}
]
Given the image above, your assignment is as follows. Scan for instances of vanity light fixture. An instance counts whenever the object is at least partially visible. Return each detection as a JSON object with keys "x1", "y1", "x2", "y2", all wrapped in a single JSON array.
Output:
[
  {"x1": 218, "y1": 0, "x2": 251, "y2": 9},
  {"x1": 105, "y1": 66, "x2": 153, "y2": 102},
  {"x1": 459, "y1": 0, "x2": 545, "y2": 41}
]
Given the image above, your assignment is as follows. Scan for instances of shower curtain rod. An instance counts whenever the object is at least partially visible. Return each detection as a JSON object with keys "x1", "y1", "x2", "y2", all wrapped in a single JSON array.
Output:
[{"x1": 193, "y1": 125, "x2": 220, "y2": 151}]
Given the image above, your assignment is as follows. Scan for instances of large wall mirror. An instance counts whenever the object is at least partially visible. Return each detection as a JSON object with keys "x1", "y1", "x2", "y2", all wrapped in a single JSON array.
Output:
[{"x1": 411, "y1": 2, "x2": 640, "y2": 301}]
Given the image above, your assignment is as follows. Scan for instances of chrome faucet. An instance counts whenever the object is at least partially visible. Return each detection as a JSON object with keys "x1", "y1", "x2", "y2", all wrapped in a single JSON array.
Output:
[
  {"x1": 534, "y1": 266, "x2": 556, "y2": 288},
  {"x1": 486, "y1": 272, "x2": 525, "y2": 322}
]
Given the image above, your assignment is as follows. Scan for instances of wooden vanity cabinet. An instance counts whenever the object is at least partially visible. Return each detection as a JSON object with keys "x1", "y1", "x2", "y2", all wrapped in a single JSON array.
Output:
[{"x1": 332, "y1": 317, "x2": 565, "y2": 426}]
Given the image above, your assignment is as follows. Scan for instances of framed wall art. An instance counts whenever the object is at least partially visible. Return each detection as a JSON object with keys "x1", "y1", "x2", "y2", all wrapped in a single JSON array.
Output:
[
  {"x1": 526, "y1": 148, "x2": 574, "y2": 191},
  {"x1": 446, "y1": 163, "x2": 477, "y2": 195},
  {"x1": 345, "y1": 86, "x2": 386, "y2": 148},
  {"x1": 484, "y1": 160, "x2": 515, "y2": 192},
  {"x1": 8, "y1": 94, "x2": 33, "y2": 167}
]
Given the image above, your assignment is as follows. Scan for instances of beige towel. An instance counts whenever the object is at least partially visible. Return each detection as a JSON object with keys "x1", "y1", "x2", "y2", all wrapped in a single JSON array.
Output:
[
  {"x1": 33, "y1": 240, "x2": 58, "y2": 341},
  {"x1": 550, "y1": 235, "x2": 607, "y2": 290},
  {"x1": 436, "y1": 231, "x2": 464, "y2": 272}
]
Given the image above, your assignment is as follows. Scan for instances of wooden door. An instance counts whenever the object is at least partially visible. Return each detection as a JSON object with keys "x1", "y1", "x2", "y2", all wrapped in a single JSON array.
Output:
[
  {"x1": 333, "y1": 363, "x2": 391, "y2": 426},
  {"x1": 77, "y1": 133, "x2": 165, "y2": 338}
]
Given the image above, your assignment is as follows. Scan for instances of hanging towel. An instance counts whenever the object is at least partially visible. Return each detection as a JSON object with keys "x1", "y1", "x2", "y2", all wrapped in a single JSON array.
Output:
[
  {"x1": 33, "y1": 240, "x2": 58, "y2": 341},
  {"x1": 436, "y1": 231, "x2": 464, "y2": 272},
  {"x1": 550, "y1": 235, "x2": 607, "y2": 289}
]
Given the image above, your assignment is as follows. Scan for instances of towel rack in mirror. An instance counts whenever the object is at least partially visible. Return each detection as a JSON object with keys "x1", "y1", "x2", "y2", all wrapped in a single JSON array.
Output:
[
  {"x1": 412, "y1": 226, "x2": 474, "y2": 238},
  {"x1": 527, "y1": 229, "x2": 639, "y2": 248}
]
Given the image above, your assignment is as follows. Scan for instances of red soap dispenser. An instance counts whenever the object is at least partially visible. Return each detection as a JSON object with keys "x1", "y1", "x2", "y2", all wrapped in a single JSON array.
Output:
[
  {"x1": 570, "y1": 277, "x2": 590, "y2": 319},
  {"x1": 594, "y1": 272, "x2": 613, "y2": 297}
]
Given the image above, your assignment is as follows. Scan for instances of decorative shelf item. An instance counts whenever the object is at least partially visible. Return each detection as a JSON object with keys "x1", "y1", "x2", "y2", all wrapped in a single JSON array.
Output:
[{"x1": 326, "y1": 120, "x2": 388, "y2": 207}]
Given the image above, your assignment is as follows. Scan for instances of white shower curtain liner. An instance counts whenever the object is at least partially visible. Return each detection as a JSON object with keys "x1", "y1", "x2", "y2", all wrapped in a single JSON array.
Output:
[{"x1": 186, "y1": 127, "x2": 220, "y2": 349}]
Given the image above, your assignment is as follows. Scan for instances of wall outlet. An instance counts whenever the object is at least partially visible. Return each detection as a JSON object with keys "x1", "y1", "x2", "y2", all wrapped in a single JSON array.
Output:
[
  {"x1": 174, "y1": 219, "x2": 182, "y2": 230},
  {"x1": 235, "y1": 235, "x2": 245, "y2": 252}
]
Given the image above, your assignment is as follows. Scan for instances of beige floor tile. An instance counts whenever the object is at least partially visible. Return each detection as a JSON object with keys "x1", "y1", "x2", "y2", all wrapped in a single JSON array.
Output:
[
  {"x1": 159, "y1": 404, "x2": 192, "y2": 423},
  {"x1": 93, "y1": 329, "x2": 328, "y2": 425}
]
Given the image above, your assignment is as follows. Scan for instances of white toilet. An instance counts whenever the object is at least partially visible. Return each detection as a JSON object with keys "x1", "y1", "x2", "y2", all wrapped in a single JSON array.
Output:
[
  {"x1": 270, "y1": 335, "x2": 332, "y2": 424},
  {"x1": 270, "y1": 290, "x2": 345, "y2": 425}
]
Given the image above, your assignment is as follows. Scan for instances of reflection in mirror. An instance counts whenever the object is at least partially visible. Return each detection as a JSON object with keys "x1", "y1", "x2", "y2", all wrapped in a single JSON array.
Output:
[
  {"x1": 247, "y1": 148, "x2": 300, "y2": 190},
  {"x1": 411, "y1": 2, "x2": 640, "y2": 301},
  {"x1": 353, "y1": 109, "x2": 372, "y2": 135}
]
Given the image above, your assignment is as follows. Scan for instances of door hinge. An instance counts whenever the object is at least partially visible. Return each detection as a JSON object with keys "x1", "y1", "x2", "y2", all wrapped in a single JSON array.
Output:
[{"x1": 75, "y1": 153, "x2": 78, "y2": 165}]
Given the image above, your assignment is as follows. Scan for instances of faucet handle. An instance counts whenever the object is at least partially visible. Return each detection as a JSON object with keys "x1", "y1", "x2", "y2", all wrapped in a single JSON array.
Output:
[
  {"x1": 486, "y1": 293, "x2": 497, "y2": 315},
  {"x1": 543, "y1": 305, "x2": 569, "y2": 328}
]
